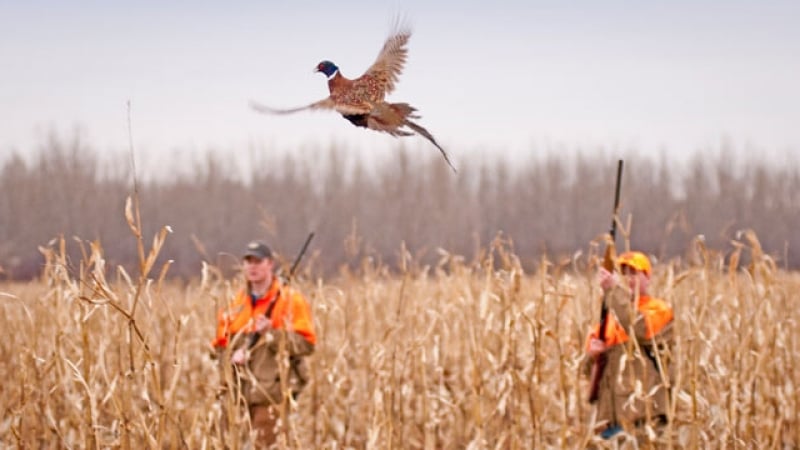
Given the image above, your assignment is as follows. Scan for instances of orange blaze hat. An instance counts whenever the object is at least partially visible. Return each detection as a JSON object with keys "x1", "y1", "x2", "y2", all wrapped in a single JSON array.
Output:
[{"x1": 617, "y1": 251, "x2": 652, "y2": 276}]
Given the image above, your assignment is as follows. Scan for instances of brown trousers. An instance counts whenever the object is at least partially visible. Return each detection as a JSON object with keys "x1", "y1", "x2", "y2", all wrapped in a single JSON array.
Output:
[{"x1": 249, "y1": 404, "x2": 278, "y2": 448}]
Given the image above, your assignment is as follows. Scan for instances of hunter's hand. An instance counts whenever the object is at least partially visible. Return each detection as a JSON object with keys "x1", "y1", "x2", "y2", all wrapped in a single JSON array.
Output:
[
  {"x1": 231, "y1": 348, "x2": 248, "y2": 365},
  {"x1": 587, "y1": 338, "x2": 608, "y2": 358},
  {"x1": 254, "y1": 315, "x2": 271, "y2": 333},
  {"x1": 598, "y1": 267, "x2": 618, "y2": 291}
]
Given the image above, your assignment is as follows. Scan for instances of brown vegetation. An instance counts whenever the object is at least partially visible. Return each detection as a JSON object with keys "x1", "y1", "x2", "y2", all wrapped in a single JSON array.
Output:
[
  {"x1": 0, "y1": 135, "x2": 797, "y2": 280},
  {"x1": 1, "y1": 224, "x2": 798, "y2": 448}
]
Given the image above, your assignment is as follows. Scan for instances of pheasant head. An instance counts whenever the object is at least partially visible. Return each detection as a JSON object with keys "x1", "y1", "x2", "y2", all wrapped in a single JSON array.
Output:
[{"x1": 315, "y1": 61, "x2": 339, "y2": 78}]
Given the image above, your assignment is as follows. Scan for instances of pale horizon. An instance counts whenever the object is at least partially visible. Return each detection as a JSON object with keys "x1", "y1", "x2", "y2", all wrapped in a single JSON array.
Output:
[{"x1": 2, "y1": 1, "x2": 798, "y2": 172}]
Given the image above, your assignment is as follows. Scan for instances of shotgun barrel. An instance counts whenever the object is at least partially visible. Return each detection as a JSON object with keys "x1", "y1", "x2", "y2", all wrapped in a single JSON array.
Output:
[{"x1": 588, "y1": 160, "x2": 623, "y2": 403}]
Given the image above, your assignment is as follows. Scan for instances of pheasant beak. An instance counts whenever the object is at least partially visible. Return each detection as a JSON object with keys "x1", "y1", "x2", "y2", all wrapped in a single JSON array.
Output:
[{"x1": 313, "y1": 66, "x2": 320, "y2": 73}]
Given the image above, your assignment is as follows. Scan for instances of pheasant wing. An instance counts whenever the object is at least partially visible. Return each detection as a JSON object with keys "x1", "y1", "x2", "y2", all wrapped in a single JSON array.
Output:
[
  {"x1": 249, "y1": 98, "x2": 369, "y2": 115},
  {"x1": 359, "y1": 26, "x2": 411, "y2": 97},
  {"x1": 249, "y1": 98, "x2": 334, "y2": 115}
]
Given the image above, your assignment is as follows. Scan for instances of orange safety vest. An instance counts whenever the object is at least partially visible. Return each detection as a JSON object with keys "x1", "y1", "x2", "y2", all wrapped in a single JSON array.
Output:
[
  {"x1": 212, "y1": 279, "x2": 316, "y2": 348},
  {"x1": 586, "y1": 295, "x2": 673, "y2": 349}
]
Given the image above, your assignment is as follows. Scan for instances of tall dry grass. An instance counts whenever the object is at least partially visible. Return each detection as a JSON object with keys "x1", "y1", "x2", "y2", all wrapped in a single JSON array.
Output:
[{"x1": 1, "y1": 223, "x2": 799, "y2": 448}]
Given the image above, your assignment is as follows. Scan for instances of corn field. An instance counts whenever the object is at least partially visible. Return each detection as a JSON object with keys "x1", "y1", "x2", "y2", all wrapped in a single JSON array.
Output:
[{"x1": 1, "y1": 199, "x2": 798, "y2": 449}]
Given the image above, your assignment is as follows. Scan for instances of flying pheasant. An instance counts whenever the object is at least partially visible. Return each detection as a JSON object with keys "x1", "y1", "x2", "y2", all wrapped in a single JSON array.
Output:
[{"x1": 250, "y1": 25, "x2": 456, "y2": 173}]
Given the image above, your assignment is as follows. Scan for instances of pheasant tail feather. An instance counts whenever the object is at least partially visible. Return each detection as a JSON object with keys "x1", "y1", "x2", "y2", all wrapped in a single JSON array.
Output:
[{"x1": 403, "y1": 119, "x2": 456, "y2": 173}]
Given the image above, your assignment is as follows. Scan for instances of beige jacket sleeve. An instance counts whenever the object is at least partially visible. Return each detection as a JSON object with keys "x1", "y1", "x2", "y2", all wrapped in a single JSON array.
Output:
[
  {"x1": 605, "y1": 285, "x2": 650, "y2": 341},
  {"x1": 261, "y1": 329, "x2": 315, "y2": 356}
]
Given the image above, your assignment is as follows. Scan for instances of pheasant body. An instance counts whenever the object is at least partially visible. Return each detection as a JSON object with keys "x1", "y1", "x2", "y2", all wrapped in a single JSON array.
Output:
[{"x1": 250, "y1": 25, "x2": 456, "y2": 172}]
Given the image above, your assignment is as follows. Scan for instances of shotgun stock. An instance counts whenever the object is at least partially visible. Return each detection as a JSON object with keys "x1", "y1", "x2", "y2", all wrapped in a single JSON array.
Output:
[
  {"x1": 248, "y1": 232, "x2": 315, "y2": 349},
  {"x1": 588, "y1": 160, "x2": 623, "y2": 403}
]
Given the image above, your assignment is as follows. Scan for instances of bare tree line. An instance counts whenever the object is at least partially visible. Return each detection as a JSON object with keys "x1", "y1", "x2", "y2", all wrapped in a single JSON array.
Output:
[{"x1": 1, "y1": 135, "x2": 797, "y2": 279}]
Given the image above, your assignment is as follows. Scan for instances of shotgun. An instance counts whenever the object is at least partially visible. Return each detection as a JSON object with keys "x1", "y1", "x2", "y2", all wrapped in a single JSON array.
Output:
[
  {"x1": 588, "y1": 159, "x2": 623, "y2": 403},
  {"x1": 248, "y1": 231, "x2": 315, "y2": 348}
]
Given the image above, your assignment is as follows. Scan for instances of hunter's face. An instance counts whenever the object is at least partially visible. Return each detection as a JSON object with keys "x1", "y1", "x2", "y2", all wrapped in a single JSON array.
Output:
[
  {"x1": 621, "y1": 264, "x2": 650, "y2": 295},
  {"x1": 243, "y1": 256, "x2": 274, "y2": 284}
]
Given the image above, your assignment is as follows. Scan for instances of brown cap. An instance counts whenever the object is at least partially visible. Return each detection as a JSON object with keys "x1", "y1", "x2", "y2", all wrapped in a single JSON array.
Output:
[{"x1": 243, "y1": 240, "x2": 272, "y2": 260}]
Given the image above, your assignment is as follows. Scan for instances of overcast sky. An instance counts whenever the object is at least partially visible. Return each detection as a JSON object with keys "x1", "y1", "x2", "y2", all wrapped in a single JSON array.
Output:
[{"x1": 1, "y1": 0, "x2": 798, "y2": 172}]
